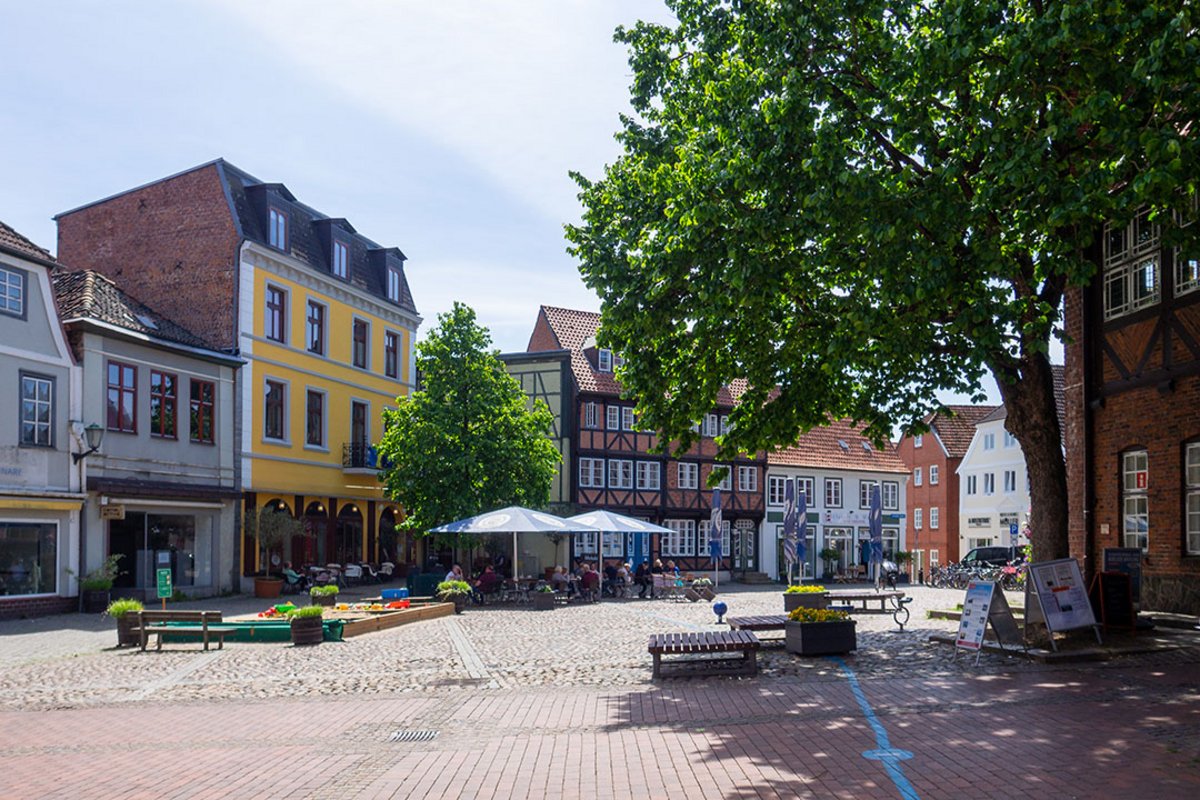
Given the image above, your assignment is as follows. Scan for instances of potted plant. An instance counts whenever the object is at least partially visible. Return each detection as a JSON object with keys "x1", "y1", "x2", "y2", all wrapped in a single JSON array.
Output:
[
  {"x1": 819, "y1": 547, "x2": 841, "y2": 579},
  {"x1": 783, "y1": 584, "x2": 830, "y2": 612},
  {"x1": 531, "y1": 583, "x2": 557, "y2": 611},
  {"x1": 244, "y1": 507, "x2": 309, "y2": 598},
  {"x1": 785, "y1": 606, "x2": 857, "y2": 656},
  {"x1": 78, "y1": 554, "x2": 124, "y2": 613},
  {"x1": 287, "y1": 604, "x2": 326, "y2": 645},
  {"x1": 310, "y1": 584, "x2": 339, "y2": 606},
  {"x1": 436, "y1": 579, "x2": 472, "y2": 614},
  {"x1": 691, "y1": 577, "x2": 715, "y2": 602},
  {"x1": 105, "y1": 597, "x2": 144, "y2": 647}
]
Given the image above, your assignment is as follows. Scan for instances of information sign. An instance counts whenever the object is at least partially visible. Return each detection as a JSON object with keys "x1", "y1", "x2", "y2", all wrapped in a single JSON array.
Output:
[
  {"x1": 156, "y1": 568, "x2": 173, "y2": 600},
  {"x1": 1009, "y1": 523, "x2": 1018, "y2": 547},
  {"x1": 955, "y1": 581, "x2": 996, "y2": 651},
  {"x1": 1102, "y1": 548, "x2": 1142, "y2": 604},
  {"x1": 100, "y1": 504, "x2": 125, "y2": 521},
  {"x1": 1027, "y1": 558, "x2": 1097, "y2": 635}
]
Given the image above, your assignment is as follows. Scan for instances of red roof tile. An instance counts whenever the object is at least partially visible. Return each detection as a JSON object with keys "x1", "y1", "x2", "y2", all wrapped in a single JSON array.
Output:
[
  {"x1": 928, "y1": 405, "x2": 999, "y2": 457},
  {"x1": 768, "y1": 418, "x2": 907, "y2": 474},
  {"x1": 0, "y1": 220, "x2": 53, "y2": 262}
]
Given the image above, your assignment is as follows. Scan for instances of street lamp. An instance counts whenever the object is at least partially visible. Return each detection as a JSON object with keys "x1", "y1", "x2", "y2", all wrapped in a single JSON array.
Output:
[{"x1": 73, "y1": 423, "x2": 104, "y2": 463}]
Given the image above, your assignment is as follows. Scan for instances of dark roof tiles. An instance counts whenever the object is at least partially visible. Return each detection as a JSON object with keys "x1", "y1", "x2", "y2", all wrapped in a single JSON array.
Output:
[
  {"x1": 52, "y1": 269, "x2": 214, "y2": 350},
  {"x1": 0, "y1": 220, "x2": 53, "y2": 262},
  {"x1": 928, "y1": 404, "x2": 999, "y2": 457}
]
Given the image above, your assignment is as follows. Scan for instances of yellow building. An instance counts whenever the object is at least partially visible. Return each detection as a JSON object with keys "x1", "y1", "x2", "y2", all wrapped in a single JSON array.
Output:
[{"x1": 56, "y1": 160, "x2": 421, "y2": 578}]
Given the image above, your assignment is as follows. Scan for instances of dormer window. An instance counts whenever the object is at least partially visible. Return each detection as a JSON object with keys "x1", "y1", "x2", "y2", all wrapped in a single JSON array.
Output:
[
  {"x1": 598, "y1": 348, "x2": 613, "y2": 372},
  {"x1": 268, "y1": 207, "x2": 288, "y2": 251},
  {"x1": 333, "y1": 241, "x2": 349, "y2": 279},
  {"x1": 387, "y1": 265, "x2": 402, "y2": 303}
]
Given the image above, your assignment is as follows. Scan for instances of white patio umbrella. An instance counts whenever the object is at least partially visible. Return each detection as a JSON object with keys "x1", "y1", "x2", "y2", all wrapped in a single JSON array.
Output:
[
  {"x1": 429, "y1": 506, "x2": 600, "y2": 583},
  {"x1": 566, "y1": 511, "x2": 674, "y2": 596}
]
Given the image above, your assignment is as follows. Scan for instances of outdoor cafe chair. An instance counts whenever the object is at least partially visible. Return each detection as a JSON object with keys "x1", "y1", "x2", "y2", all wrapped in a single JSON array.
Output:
[{"x1": 342, "y1": 563, "x2": 363, "y2": 585}]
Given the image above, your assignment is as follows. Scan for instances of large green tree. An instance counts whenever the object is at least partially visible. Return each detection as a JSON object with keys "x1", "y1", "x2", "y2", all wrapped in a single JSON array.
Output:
[
  {"x1": 568, "y1": 0, "x2": 1198, "y2": 561},
  {"x1": 378, "y1": 303, "x2": 561, "y2": 542}
]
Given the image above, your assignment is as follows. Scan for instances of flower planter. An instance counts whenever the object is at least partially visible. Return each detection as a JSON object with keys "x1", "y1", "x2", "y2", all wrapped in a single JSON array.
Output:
[
  {"x1": 697, "y1": 587, "x2": 716, "y2": 601},
  {"x1": 254, "y1": 577, "x2": 283, "y2": 599},
  {"x1": 685, "y1": 588, "x2": 701, "y2": 603},
  {"x1": 785, "y1": 620, "x2": 857, "y2": 656},
  {"x1": 783, "y1": 592, "x2": 830, "y2": 613},
  {"x1": 290, "y1": 615, "x2": 325, "y2": 646},
  {"x1": 312, "y1": 593, "x2": 337, "y2": 607},
  {"x1": 115, "y1": 616, "x2": 139, "y2": 647},
  {"x1": 531, "y1": 592, "x2": 556, "y2": 611},
  {"x1": 81, "y1": 589, "x2": 110, "y2": 614},
  {"x1": 448, "y1": 596, "x2": 468, "y2": 614}
]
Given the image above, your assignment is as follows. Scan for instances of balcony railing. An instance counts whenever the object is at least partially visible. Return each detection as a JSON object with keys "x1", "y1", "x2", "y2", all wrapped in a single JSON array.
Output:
[{"x1": 342, "y1": 442, "x2": 389, "y2": 471}]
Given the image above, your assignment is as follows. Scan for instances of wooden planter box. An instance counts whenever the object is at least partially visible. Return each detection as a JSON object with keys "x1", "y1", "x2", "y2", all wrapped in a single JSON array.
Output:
[
  {"x1": 784, "y1": 592, "x2": 830, "y2": 613},
  {"x1": 81, "y1": 589, "x2": 110, "y2": 614},
  {"x1": 784, "y1": 620, "x2": 857, "y2": 656},
  {"x1": 115, "y1": 616, "x2": 139, "y2": 647},
  {"x1": 311, "y1": 593, "x2": 337, "y2": 607},
  {"x1": 531, "y1": 592, "x2": 556, "y2": 611},
  {"x1": 290, "y1": 616, "x2": 325, "y2": 645}
]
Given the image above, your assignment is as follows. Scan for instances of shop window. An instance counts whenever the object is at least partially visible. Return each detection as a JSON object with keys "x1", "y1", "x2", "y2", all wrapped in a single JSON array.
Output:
[
  {"x1": 1122, "y1": 450, "x2": 1149, "y2": 550},
  {"x1": 0, "y1": 522, "x2": 57, "y2": 595}
]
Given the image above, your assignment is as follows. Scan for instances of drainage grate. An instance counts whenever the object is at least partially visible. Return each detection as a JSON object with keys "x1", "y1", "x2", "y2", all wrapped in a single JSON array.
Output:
[{"x1": 388, "y1": 729, "x2": 439, "y2": 743}]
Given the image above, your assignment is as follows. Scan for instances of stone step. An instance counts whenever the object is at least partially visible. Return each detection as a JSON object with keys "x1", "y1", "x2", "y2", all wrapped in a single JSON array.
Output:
[{"x1": 738, "y1": 572, "x2": 776, "y2": 584}]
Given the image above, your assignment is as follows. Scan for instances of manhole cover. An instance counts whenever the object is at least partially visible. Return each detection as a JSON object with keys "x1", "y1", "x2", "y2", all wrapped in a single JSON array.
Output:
[{"x1": 388, "y1": 729, "x2": 439, "y2": 743}]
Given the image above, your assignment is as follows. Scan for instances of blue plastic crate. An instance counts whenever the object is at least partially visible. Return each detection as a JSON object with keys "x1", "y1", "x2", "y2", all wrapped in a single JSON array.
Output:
[{"x1": 382, "y1": 588, "x2": 409, "y2": 600}]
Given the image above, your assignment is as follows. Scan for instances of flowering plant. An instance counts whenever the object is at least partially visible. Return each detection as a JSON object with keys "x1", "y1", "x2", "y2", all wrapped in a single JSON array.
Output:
[
  {"x1": 784, "y1": 584, "x2": 827, "y2": 594},
  {"x1": 787, "y1": 606, "x2": 850, "y2": 623}
]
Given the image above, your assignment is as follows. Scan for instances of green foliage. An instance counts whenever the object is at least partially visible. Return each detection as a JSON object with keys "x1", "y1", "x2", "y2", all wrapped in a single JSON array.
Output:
[
  {"x1": 377, "y1": 303, "x2": 562, "y2": 542},
  {"x1": 568, "y1": 0, "x2": 1199, "y2": 561},
  {"x1": 785, "y1": 584, "x2": 827, "y2": 594},
  {"x1": 894, "y1": 551, "x2": 913, "y2": 567},
  {"x1": 535, "y1": 583, "x2": 556, "y2": 593},
  {"x1": 79, "y1": 554, "x2": 124, "y2": 591},
  {"x1": 436, "y1": 579, "x2": 473, "y2": 598},
  {"x1": 787, "y1": 607, "x2": 851, "y2": 623},
  {"x1": 310, "y1": 585, "x2": 339, "y2": 597},
  {"x1": 103, "y1": 598, "x2": 143, "y2": 619},
  {"x1": 243, "y1": 507, "x2": 309, "y2": 578},
  {"x1": 287, "y1": 605, "x2": 327, "y2": 619}
]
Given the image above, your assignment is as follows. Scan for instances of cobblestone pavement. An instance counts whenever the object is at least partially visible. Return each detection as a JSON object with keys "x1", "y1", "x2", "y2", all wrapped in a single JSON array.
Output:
[{"x1": 1, "y1": 584, "x2": 1198, "y2": 799}]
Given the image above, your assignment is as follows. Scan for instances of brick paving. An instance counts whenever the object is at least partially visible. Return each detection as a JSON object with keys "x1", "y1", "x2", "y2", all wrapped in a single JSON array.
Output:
[{"x1": 1, "y1": 584, "x2": 1198, "y2": 799}]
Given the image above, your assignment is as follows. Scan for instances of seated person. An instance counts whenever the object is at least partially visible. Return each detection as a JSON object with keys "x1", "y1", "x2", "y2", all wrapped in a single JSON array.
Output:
[
  {"x1": 550, "y1": 566, "x2": 570, "y2": 592},
  {"x1": 474, "y1": 565, "x2": 500, "y2": 603},
  {"x1": 282, "y1": 562, "x2": 308, "y2": 592},
  {"x1": 603, "y1": 562, "x2": 618, "y2": 595},
  {"x1": 635, "y1": 561, "x2": 652, "y2": 598},
  {"x1": 580, "y1": 565, "x2": 601, "y2": 599}
]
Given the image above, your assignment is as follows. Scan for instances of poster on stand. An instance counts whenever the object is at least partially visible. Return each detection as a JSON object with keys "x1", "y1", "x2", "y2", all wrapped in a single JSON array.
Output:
[
  {"x1": 1027, "y1": 558, "x2": 1096, "y2": 633},
  {"x1": 955, "y1": 580, "x2": 996, "y2": 652}
]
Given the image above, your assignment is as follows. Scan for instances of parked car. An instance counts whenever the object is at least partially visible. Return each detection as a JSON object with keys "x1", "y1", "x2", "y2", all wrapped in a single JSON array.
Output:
[{"x1": 960, "y1": 546, "x2": 1023, "y2": 567}]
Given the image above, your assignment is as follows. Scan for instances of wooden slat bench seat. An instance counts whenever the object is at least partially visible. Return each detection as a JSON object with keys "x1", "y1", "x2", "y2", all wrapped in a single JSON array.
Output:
[
  {"x1": 134, "y1": 610, "x2": 234, "y2": 651},
  {"x1": 647, "y1": 630, "x2": 760, "y2": 678},
  {"x1": 726, "y1": 614, "x2": 788, "y2": 642}
]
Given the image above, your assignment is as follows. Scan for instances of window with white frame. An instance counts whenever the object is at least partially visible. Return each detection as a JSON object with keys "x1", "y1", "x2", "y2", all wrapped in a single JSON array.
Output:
[
  {"x1": 602, "y1": 532, "x2": 623, "y2": 557},
  {"x1": 824, "y1": 478, "x2": 842, "y2": 508},
  {"x1": 1122, "y1": 450, "x2": 1149, "y2": 550},
  {"x1": 1004, "y1": 431, "x2": 1018, "y2": 448},
  {"x1": 1004, "y1": 470, "x2": 1017, "y2": 493},
  {"x1": 579, "y1": 458, "x2": 604, "y2": 488},
  {"x1": 608, "y1": 459, "x2": 634, "y2": 489},
  {"x1": 930, "y1": 548, "x2": 940, "y2": 566},
  {"x1": 698, "y1": 519, "x2": 731, "y2": 557},
  {"x1": 983, "y1": 433, "x2": 995, "y2": 450},
  {"x1": 677, "y1": 462, "x2": 698, "y2": 489},
  {"x1": 606, "y1": 405, "x2": 620, "y2": 430},
  {"x1": 929, "y1": 465, "x2": 939, "y2": 485},
  {"x1": 1186, "y1": 443, "x2": 1200, "y2": 555},
  {"x1": 983, "y1": 473, "x2": 995, "y2": 495},
  {"x1": 584, "y1": 402, "x2": 598, "y2": 428},
  {"x1": 662, "y1": 520, "x2": 696, "y2": 556},
  {"x1": 0, "y1": 265, "x2": 25, "y2": 317},
  {"x1": 913, "y1": 508, "x2": 923, "y2": 529},
  {"x1": 1104, "y1": 210, "x2": 1161, "y2": 320},
  {"x1": 913, "y1": 434, "x2": 923, "y2": 448},
  {"x1": 332, "y1": 240, "x2": 348, "y2": 279},
  {"x1": 930, "y1": 506, "x2": 939, "y2": 529},
  {"x1": 713, "y1": 465, "x2": 731, "y2": 491},
  {"x1": 882, "y1": 481, "x2": 899, "y2": 510},
  {"x1": 598, "y1": 348, "x2": 613, "y2": 372},
  {"x1": 859, "y1": 480, "x2": 878, "y2": 509},
  {"x1": 576, "y1": 531, "x2": 598, "y2": 557},
  {"x1": 19, "y1": 374, "x2": 53, "y2": 447},
  {"x1": 636, "y1": 461, "x2": 660, "y2": 491},
  {"x1": 966, "y1": 474, "x2": 977, "y2": 495},
  {"x1": 914, "y1": 467, "x2": 922, "y2": 486},
  {"x1": 387, "y1": 266, "x2": 403, "y2": 304},
  {"x1": 767, "y1": 475, "x2": 789, "y2": 505},
  {"x1": 268, "y1": 207, "x2": 288, "y2": 250},
  {"x1": 737, "y1": 466, "x2": 757, "y2": 493},
  {"x1": 703, "y1": 414, "x2": 719, "y2": 437},
  {"x1": 719, "y1": 416, "x2": 731, "y2": 436},
  {"x1": 797, "y1": 477, "x2": 815, "y2": 505},
  {"x1": 621, "y1": 407, "x2": 635, "y2": 431}
]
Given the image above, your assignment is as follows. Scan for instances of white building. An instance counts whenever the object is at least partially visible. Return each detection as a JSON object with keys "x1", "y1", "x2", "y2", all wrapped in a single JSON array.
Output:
[
  {"x1": 759, "y1": 419, "x2": 908, "y2": 581},
  {"x1": 955, "y1": 406, "x2": 1030, "y2": 553}
]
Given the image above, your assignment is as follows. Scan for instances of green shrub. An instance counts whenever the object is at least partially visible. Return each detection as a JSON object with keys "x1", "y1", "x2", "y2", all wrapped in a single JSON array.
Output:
[
  {"x1": 310, "y1": 585, "x2": 339, "y2": 597},
  {"x1": 436, "y1": 579, "x2": 472, "y2": 598},
  {"x1": 784, "y1": 584, "x2": 827, "y2": 594},
  {"x1": 287, "y1": 605, "x2": 327, "y2": 619},
  {"x1": 104, "y1": 598, "x2": 143, "y2": 619},
  {"x1": 79, "y1": 554, "x2": 124, "y2": 591}
]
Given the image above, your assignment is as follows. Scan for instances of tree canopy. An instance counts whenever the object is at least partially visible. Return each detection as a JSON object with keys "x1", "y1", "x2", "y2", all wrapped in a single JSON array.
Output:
[
  {"x1": 567, "y1": 0, "x2": 1198, "y2": 560},
  {"x1": 378, "y1": 303, "x2": 561, "y2": 541}
]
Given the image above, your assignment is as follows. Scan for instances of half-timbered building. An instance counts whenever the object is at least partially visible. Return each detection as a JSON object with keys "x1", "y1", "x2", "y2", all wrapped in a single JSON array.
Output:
[
  {"x1": 502, "y1": 306, "x2": 767, "y2": 575},
  {"x1": 1065, "y1": 208, "x2": 1200, "y2": 613}
]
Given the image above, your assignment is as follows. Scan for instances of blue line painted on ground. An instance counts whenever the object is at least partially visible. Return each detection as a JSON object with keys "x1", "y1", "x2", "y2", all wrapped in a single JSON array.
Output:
[{"x1": 830, "y1": 656, "x2": 920, "y2": 800}]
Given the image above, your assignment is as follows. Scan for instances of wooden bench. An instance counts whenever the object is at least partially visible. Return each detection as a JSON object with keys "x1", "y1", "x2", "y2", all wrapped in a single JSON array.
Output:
[
  {"x1": 647, "y1": 630, "x2": 760, "y2": 678},
  {"x1": 727, "y1": 614, "x2": 789, "y2": 642},
  {"x1": 134, "y1": 610, "x2": 234, "y2": 651},
  {"x1": 826, "y1": 589, "x2": 905, "y2": 613}
]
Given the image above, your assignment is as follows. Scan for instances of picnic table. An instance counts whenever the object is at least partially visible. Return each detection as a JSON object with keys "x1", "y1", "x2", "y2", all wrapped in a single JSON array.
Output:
[{"x1": 826, "y1": 589, "x2": 905, "y2": 613}]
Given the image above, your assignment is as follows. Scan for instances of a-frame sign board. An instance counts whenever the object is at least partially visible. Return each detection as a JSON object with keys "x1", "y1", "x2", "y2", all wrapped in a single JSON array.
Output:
[
  {"x1": 954, "y1": 580, "x2": 1027, "y2": 665},
  {"x1": 1024, "y1": 558, "x2": 1102, "y2": 652}
]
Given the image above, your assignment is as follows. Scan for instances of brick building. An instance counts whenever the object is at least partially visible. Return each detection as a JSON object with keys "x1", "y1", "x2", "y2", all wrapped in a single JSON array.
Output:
[
  {"x1": 56, "y1": 160, "x2": 421, "y2": 580},
  {"x1": 896, "y1": 405, "x2": 996, "y2": 577},
  {"x1": 502, "y1": 306, "x2": 766, "y2": 575},
  {"x1": 1065, "y1": 209, "x2": 1200, "y2": 613}
]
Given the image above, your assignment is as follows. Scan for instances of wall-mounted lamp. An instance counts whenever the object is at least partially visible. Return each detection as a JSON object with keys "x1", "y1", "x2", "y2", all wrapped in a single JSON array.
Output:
[{"x1": 73, "y1": 423, "x2": 105, "y2": 464}]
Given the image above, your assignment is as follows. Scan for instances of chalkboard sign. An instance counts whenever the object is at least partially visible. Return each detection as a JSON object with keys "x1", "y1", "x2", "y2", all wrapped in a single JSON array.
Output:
[
  {"x1": 1102, "y1": 548, "x2": 1142, "y2": 604},
  {"x1": 1089, "y1": 571, "x2": 1134, "y2": 630}
]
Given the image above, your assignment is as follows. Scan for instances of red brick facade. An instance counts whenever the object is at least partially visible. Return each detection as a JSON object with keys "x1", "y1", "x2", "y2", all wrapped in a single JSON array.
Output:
[
  {"x1": 0, "y1": 595, "x2": 76, "y2": 620},
  {"x1": 56, "y1": 163, "x2": 241, "y2": 350},
  {"x1": 897, "y1": 436, "x2": 963, "y2": 571}
]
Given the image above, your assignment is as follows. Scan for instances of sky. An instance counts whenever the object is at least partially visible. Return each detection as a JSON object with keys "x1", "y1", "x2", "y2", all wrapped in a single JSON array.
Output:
[{"x1": 0, "y1": 0, "x2": 1006, "y2": 406}]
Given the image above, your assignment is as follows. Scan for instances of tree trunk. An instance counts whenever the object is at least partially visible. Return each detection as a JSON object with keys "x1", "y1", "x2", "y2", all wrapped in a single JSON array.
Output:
[{"x1": 992, "y1": 352, "x2": 1069, "y2": 563}]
